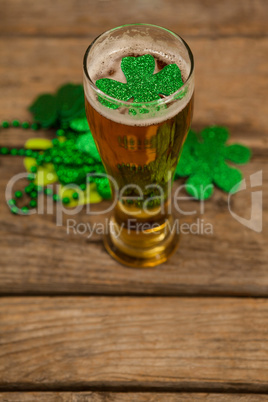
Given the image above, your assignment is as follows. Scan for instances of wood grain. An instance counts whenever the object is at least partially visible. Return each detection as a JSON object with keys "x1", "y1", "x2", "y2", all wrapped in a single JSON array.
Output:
[
  {"x1": 0, "y1": 154, "x2": 267, "y2": 296},
  {"x1": 0, "y1": 0, "x2": 267, "y2": 398},
  {"x1": 1, "y1": 0, "x2": 267, "y2": 37},
  {"x1": 1, "y1": 297, "x2": 268, "y2": 392},
  {"x1": 0, "y1": 34, "x2": 267, "y2": 296},
  {"x1": 0, "y1": 37, "x2": 267, "y2": 136},
  {"x1": 0, "y1": 392, "x2": 268, "y2": 401}
]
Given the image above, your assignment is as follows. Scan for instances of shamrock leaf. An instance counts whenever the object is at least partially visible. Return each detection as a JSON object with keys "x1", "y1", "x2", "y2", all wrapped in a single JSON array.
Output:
[
  {"x1": 175, "y1": 126, "x2": 251, "y2": 199},
  {"x1": 96, "y1": 54, "x2": 184, "y2": 109},
  {"x1": 29, "y1": 83, "x2": 86, "y2": 128},
  {"x1": 69, "y1": 117, "x2": 90, "y2": 132},
  {"x1": 29, "y1": 94, "x2": 58, "y2": 128},
  {"x1": 56, "y1": 84, "x2": 85, "y2": 123},
  {"x1": 75, "y1": 131, "x2": 102, "y2": 162}
]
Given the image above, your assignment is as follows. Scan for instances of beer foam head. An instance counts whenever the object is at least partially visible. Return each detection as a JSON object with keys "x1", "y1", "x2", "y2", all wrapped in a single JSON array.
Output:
[{"x1": 83, "y1": 24, "x2": 194, "y2": 126}]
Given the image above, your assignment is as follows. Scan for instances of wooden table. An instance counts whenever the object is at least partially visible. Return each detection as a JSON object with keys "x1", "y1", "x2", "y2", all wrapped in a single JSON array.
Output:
[{"x1": 0, "y1": 1, "x2": 267, "y2": 400}]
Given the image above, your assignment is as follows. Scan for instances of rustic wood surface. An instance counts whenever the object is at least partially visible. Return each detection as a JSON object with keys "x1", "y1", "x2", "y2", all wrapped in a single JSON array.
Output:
[
  {"x1": 1, "y1": 0, "x2": 267, "y2": 37},
  {"x1": 0, "y1": 37, "x2": 267, "y2": 135},
  {"x1": 0, "y1": 393, "x2": 268, "y2": 402},
  {"x1": 0, "y1": 157, "x2": 267, "y2": 296},
  {"x1": 1, "y1": 297, "x2": 268, "y2": 392},
  {"x1": 0, "y1": 0, "x2": 267, "y2": 400}
]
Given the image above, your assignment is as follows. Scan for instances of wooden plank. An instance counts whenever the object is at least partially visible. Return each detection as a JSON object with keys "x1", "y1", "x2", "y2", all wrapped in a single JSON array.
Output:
[
  {"x1": 0, "y1": 36, "x2": 267, "y2": 295},
  {"x1": 0, "y1": 392, "x2": 268, "y2": 401},
  {"x1": 0, "y1": 154, "x2": 267, "y2": 296},
  {"x1": 1, "y1": 297, "x2": 268, "y2": 392},
  {"x1": 1, "y1": 0, "x2": 267, "y2": 37},
  {"x1": 0, "y1": 37, "x2": 267, "y2": 137}
]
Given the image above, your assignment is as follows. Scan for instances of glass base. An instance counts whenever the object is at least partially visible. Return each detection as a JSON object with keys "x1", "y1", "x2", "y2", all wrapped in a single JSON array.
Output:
[{"x1": 103, "y1": 215, "x2": 180, "y2": 268}]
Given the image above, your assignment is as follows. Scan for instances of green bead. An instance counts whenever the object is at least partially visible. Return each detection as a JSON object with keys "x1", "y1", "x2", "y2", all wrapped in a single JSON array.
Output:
[
  {"x1": 80, "y1": 183, "x2": 86, "y2": 191},
  {"x1": 72, "y1": 192, "x2": 79, "y2": 200},
  {"x1": 30, "y1": 191, "x2": 37, "y2": 199},
  {"x1": 25, "y1": 185, "x2": 33, "y2": 194},
  {"x1": 29, "y1": 199, "x2": 37, "y2": 208},
  {"x1": 96, "y1": 179, "x2": 112, "y2": 200},
  {"x1": 10, "y1": 148, "x2": 18, "y2": 155},
  {"x1": 52, "y1": 138, "x2": 59, "y2": 146},
  {"x1": 25, "y1": 149, "x2": 33, "y2": 157},
  {"x1": 0, "y1": 147, "x2": 9, "y2": 155},
  {"x1": 2, "y1": 121, "x2": 9, "y2": 128},
  {"x1": 11, "y1": 206, "x2": 19, "y2": 214},
  {"x1": 36, "y1": 185, "x2": 43, "y2": 193},
  {"x1": 21, "y1": 206, "x2": 29, "y2": 214},
  {"x1": 56, "y1": 129, "x2": 65, "y2": 137},
  {"x1": 12, "y1": 120, "x2": 20, "y2": 127},
  {"x1": 44, "y1": 188, "x2": 53, "y2": 196},
  {"x1": 30, "y1": 123, "x2": 39, "y2": 130},
  {"x1": 62, "y1": 196, "x2": 70, "y2": 204},
  {"x1": 22, "y1": 121, "x2": 30, "y2": 129},
  {"x1": 30, "y1": 165, "x2": 37, "y2": 173},
  {"x1": 29, "y1": 182, "x2": 36, "y2": 189},
  {"x1": 8, "y1": 199, "x2": 16, "y2": 206},
  {"x1": 87, "y1": 175, "x2": 94, "y2": 183},
  {"x1": 53, "y1": 194, "x2": 60, "y2": 202},
  {"x1": 15, "y1": 190, "x2": 23, "y2": 199},
  {"x1": 18, "y1": 149, "x2": 25, "y2": 156},
  {"x1": 27, "y1": 174, "x2": 35, "y2": 181}
]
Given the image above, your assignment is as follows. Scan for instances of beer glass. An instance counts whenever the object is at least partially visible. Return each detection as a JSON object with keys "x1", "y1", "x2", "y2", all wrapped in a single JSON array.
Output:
[{"x1": 83, "y1": 24, "x2": 194, "y2": 267}]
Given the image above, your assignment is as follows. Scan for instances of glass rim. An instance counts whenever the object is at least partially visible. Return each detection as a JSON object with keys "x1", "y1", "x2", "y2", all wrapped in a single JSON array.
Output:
[{"x1": 83, "y1": 23, "x2": 194, "y2": 107}]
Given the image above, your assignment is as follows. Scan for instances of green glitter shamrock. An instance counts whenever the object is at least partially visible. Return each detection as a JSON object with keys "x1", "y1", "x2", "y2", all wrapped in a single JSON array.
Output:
[
  {"x1": 175, "y1": 126, "x2": 251, "y2": 199},
  {"x1": 29, "y1": 84, "x2": 86, "y2": 128},
  {"x1": 96, "y1": 54, "x2": 184, "y2": 109}
]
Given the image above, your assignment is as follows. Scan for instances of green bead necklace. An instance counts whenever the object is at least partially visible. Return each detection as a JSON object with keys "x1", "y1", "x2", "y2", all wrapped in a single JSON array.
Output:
[
  {"x1": 1, "y1": 80, "x2": 252, "y2": 217},
  {"x1": 1, "y1": 118, "x2": 111, "y2": 214}
]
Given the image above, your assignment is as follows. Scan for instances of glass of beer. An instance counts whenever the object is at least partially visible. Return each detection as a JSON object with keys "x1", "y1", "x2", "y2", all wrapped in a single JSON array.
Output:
[{"x1": 83, "y1": 23, "x2": 194, "y2": 268}]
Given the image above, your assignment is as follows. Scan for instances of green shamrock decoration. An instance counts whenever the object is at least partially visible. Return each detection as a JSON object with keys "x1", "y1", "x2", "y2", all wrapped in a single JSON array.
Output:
[
  {"x1": 22, "y1": 83, "x2": 250, "y2": 211},
  {"x1": 75, "y1": 131, "x2": 102, "y2": 162},
  {"x1": 30, "y1": 133, "x2": 111, "y2": 200},
  {"x1": 175, "y1": 126, "x2": 251, "y2": 199},
  {"x1": 28, "y1": 82, "x2": 112, "y2": 200},
  {"x1": 29, "y1": 84, "x2": 86, "y2": 128},
  {"x1": 96, "y1": 54, "x2": 184, "y2": 109}
]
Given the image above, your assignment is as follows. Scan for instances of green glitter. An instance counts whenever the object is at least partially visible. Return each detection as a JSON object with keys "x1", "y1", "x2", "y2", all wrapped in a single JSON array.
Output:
[
  {"x1": 96, "y1": 54, "x2": 184, "y2": 108},
  {"x1": 175, "y1": 126, "x2": 251, "y2": 199},
  {"x1": 95, "y1": 177, "x2": 112, "y2": 200},
  {"x1": 2, "y1": 83, "x2": 252, "y2": 216}
]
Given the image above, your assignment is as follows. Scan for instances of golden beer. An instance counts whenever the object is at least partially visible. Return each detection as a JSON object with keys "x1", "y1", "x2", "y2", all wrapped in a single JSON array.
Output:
[{"x1": 83, "y1": 24, "x2": 194, "y2": 267}]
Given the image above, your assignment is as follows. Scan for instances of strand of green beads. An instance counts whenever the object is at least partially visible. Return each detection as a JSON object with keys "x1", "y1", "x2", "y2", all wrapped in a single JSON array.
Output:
[
  {"x1": 0, "y1": 119, "x2": 69, "y2": 214},
  {"x1": 0, "y1": 120, "x2": 40, "y2": 156}
]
